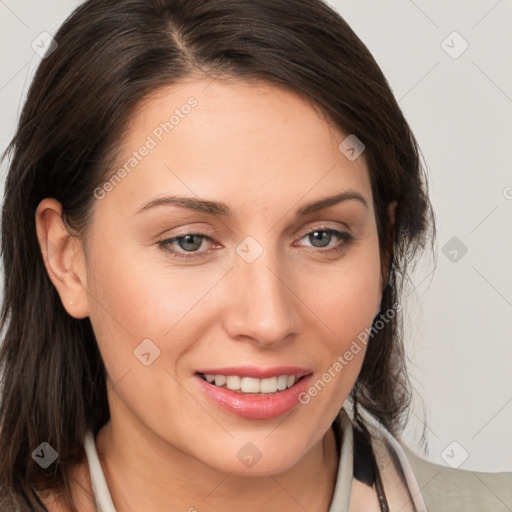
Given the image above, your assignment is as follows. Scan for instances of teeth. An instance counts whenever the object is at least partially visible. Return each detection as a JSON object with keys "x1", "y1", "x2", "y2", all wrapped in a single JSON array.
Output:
[
  {"x1": 214, "y1": 375, "x2": 226, "y2": 386},
  {"x1": 226, "y1": 376, "x2": 241, "y2": 390},
  {"x1": 277, "y1": 375, "x2": 288, "y2": 390},
  {"x1": 201, "y1": 373, "x2": 301, "y2": 394},
  {"x1": 241, "y1": 377, "x2": 260, "y2": 393},
  {"x1": 259, "y1": 377, "x2": 277, "y2": 393}
]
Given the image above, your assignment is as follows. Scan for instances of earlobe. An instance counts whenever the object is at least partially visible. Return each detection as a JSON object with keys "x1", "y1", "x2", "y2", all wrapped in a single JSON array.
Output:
[{"x1": 35, "y1": 198, "x2": 89, "y2": 319}]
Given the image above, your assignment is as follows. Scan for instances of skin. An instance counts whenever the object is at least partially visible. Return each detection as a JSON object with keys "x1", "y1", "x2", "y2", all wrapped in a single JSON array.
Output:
[{"x1": 36, "y1": 78, "x2": 395, "y2": 511}]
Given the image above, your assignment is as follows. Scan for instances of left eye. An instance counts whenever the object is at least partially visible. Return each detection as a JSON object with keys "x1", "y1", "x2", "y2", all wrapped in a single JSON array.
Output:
[
  {"x1": 299, "y1": 228, "x2": 352, "y2": 250},
  {"x1": 157, "y1": 233, "x2": 214, "y2": 259},
  {"x1": 157, "y1": 228, "x2": 354, "y2": 260},
  {"x1": 164, "y1": 233, "x2": 207, "y2": 252}
]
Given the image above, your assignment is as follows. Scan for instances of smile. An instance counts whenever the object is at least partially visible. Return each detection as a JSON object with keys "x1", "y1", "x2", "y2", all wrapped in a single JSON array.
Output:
[
  {"x1": 198, "y1": 373, "x2": 301, "y2": 394},
  {"x1": 194, "y1": 370, "x2": 314, "y2": 420}
]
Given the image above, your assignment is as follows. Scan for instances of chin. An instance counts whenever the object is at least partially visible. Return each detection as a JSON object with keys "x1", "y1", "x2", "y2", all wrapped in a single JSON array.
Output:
[{"x1": 197, "y1": 435, "x2": 310, "y2": 477}]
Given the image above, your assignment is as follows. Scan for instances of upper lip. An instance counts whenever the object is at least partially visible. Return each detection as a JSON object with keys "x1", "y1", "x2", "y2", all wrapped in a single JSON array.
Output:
[{"x1": 196, "y1": 366, "x2": 312, "y2": 379}]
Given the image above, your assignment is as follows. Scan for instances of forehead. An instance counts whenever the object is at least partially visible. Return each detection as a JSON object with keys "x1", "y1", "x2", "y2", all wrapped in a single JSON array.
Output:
[{"x1": 97, "y1": 78, "x2": 373, "y2": 219}]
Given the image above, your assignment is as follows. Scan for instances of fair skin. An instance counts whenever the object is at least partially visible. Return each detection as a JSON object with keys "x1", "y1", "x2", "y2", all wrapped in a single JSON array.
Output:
[{"x1": 36, "y1": 78, "x2": 393, "y2": 511}]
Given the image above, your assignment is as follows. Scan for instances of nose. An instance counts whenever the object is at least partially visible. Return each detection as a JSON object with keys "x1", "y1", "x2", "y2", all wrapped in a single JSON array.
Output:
[{"x1": 222, "y1": 244, "x2": 302, "y2": 348}]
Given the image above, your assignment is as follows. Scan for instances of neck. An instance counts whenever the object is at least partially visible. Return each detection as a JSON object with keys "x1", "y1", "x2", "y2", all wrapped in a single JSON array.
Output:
[{"x1": 95, "y1": 415, "x2": 340, "y2": 512}]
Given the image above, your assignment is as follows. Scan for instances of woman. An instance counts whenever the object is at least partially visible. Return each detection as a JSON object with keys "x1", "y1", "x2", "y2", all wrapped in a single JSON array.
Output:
[{"x1": 0, "y1": 0, "x2": 435, "y2": 510}]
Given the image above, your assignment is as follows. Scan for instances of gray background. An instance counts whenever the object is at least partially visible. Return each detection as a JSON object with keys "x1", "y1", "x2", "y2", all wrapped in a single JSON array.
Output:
[{"x1": 1, "y1": 0, "x2": 511, "y2": 473}]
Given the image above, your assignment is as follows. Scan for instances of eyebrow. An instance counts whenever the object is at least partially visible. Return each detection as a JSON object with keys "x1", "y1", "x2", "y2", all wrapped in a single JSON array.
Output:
[{"x1": 135, "y1": 190, "x2": 368, "y2": 217}]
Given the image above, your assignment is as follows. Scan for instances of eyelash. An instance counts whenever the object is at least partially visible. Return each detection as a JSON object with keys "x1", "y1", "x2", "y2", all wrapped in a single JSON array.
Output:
[{"x1": 157, "y1": 226, "x2": 354, "y2": 261}]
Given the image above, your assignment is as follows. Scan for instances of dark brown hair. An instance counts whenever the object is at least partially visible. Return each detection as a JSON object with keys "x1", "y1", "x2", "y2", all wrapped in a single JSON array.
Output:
[{"x1": 0, "y1": 0, "x2": 436, "y2": 510}]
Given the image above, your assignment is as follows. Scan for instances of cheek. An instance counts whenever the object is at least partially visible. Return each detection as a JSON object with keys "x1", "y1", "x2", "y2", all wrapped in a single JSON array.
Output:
[
  {"x1": 301, "y1": 241, "x2": 382, "y2": 346},
  {"x1": 84, "y1": 233, "x2": 227, "y2": 377},
  {"x1": 299, "y1": 239, "x2": 382, "y2": 396}
]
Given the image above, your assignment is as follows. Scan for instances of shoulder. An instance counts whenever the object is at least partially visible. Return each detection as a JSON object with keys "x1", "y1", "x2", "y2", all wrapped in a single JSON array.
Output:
[
  {"x1": 402, "y1": 444, "x2": 512, "y2": 511},
  {"x1": 352, "y1": 407, "x2": 512, "y2": 511}
]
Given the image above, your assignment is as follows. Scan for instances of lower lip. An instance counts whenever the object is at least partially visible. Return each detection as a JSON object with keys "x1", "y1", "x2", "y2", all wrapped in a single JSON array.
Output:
[{"x1": 195, "y1": 374, "x2": 313, "y2": 420}]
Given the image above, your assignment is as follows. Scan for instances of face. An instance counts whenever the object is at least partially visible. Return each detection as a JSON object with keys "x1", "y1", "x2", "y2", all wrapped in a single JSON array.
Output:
[{"x1": 55, "y1": 79, "x2": 385, "y2": 475}]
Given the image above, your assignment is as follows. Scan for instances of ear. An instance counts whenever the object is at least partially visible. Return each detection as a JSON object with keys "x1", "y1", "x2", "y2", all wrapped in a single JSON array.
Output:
[
  {"x1": 35, "y1": 198, "x2": 90, "y2": 319},
  {"x1": 379, "y1": 200, "x2": 397, "y2": 298}
]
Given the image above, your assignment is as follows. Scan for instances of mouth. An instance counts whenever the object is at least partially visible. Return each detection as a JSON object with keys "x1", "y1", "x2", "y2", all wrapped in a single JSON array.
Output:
[
  {"x1": 194, "y1": 369, "x2": 314, "y2": 420},
  {"x1": 196, "y1": 372, "x2": 309, "y2": 394}
]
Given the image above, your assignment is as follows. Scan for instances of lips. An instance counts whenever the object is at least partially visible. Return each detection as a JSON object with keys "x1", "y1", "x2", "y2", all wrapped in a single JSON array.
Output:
[{"x1": 193, "y1": 366, "x2": 314, "y2": 419}]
